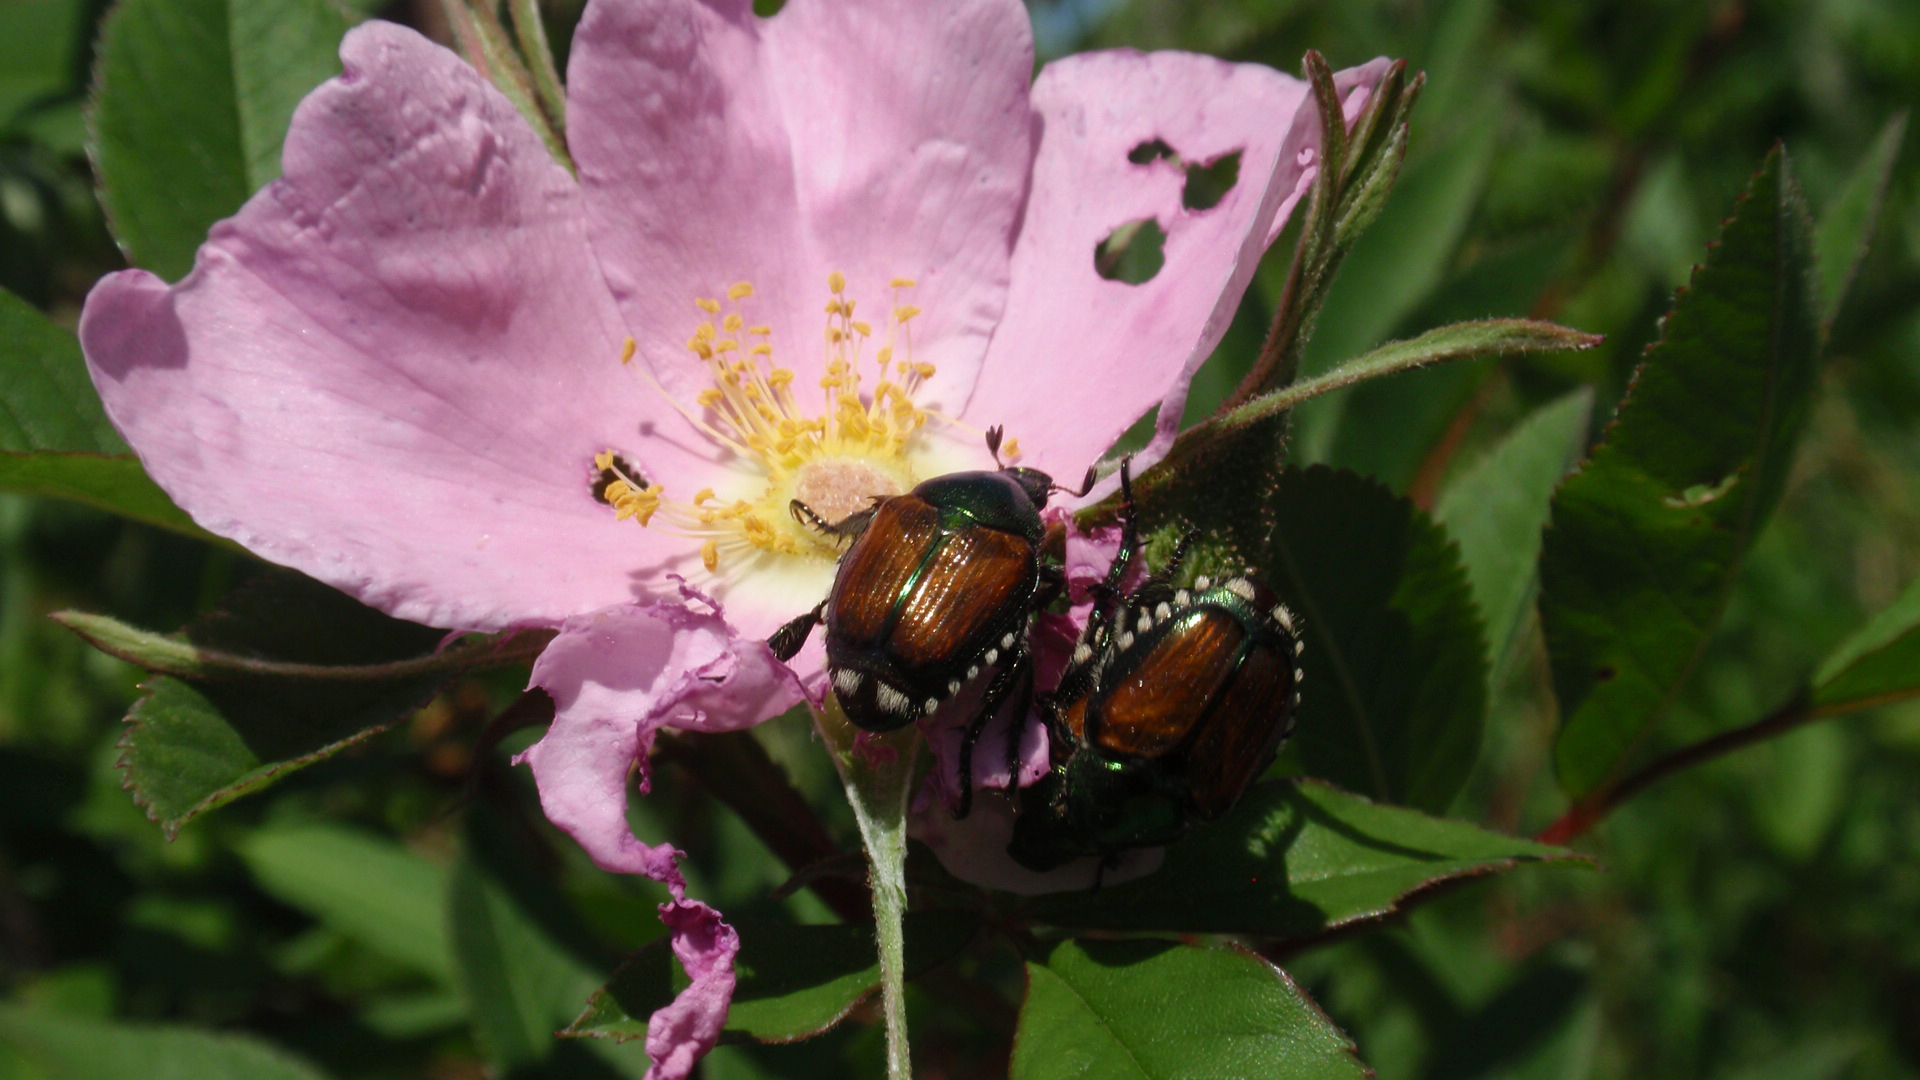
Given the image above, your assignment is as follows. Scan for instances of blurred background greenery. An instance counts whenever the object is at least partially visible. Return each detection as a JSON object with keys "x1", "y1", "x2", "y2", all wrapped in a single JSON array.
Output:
[{"x1": 1, "y1": 0, "x2": 1916, "y2": 1077}]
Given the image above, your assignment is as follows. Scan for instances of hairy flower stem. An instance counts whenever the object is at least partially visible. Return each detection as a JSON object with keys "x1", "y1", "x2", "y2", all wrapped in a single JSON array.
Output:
[{"x1": 817, "y1": 699, "x2": 920, "y2": 1080}]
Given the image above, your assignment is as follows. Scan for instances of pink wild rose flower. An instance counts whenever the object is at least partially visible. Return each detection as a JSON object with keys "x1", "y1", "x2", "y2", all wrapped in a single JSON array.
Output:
[{"x1": 77, "y1": 0, "x2": 1389, "y2": 1072}]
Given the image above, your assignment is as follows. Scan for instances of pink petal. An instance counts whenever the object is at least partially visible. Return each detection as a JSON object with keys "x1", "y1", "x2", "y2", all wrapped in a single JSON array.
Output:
[
  {"x1": 566, "y1": 0, "x2": 1034, "y2": 414},
  {"x1": 517, "y1": 595, "x2": 802, "y2": 1080},
  {"x1": 965, "y1": 52, "x2": 1392, "y2": 490},
  {"x1": 80, "y1": 22, "x2": 714, "y2": 633}
]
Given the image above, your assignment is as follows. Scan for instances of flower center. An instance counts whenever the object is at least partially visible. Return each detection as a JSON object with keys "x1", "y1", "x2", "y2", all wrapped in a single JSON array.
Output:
[{"x1": 597, "y1": 274, "x2": 938, "y2": 576}]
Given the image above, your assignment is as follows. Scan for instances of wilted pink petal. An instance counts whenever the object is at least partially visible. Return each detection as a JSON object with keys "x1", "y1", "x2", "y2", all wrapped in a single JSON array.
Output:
[
  {"x1": 516, "y1": 593, "x2": 802, "y2": 1078},
  {"x1": 646, "y1": 899, "x2": 737, "y2": 1080},
  {"x1": 80, "y1": 23, "x2": 710, "y2": 632}
]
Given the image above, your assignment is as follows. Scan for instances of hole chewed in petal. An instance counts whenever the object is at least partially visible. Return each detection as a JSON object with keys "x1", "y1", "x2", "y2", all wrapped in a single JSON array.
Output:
[
  {"x1": 1182, "y1": 149, "x2": 1242, "y2": 211},
  {"x1": 1127, "y1": 137, "x2": 1177, "y2": 164},
  {"x1": 1094, "y1": 218, "x2": 1168, "y2": 285}
]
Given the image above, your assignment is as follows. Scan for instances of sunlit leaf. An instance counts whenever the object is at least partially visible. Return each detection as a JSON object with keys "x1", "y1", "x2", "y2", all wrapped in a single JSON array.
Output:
[
  {"x1": 1543, "y1": 146, "x2": 1820, "y2": 797},
  {"x1": 1020, "y1": 780, "x2": 1583, "y2": 936},
  {"x1": 92, "y1": 0, "x2": 354, "y2": 278},
  {"x1": 1011, "y1": 938, "x2": 1367, "y2": 1080}
]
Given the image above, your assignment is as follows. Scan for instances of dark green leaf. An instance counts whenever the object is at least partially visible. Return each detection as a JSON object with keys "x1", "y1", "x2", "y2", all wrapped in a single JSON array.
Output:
[
  {"x1": 1815, "y1": 111, "x2": 1906, "y2": 329},
  {"x1": 565, "y1": 914, "x2": 977, "y2": 1045},
  {"x1": 1019, "y1": 780, "x2": 1582, "y2": 936},
  {"x1": 0, "y1": 288, "x2": 124, "y2": 453},
  {"x1": 1543, "y1": 146, "x2": 1821, "y2": 797},
  {"x1": 450, "y1": 808, "x2": 617, "y2": 1069},
  {"x1": 1811, "y1": 573, "x2": 1920, "y2": 712},
  {"x1": 114, "y1": 571, "x2": 449, "y2": 834},
  {"x1": 1130, "y1": 459, "x2": 1485, "y2": 813},
  {"x1": 238, "y1": 820, "x2": 453, "y2": 980},
  {"x1": 1271, "y1": 466, "x2": 1488, "y2": 812},
  {"x1": 0, "y1": 0, "x2": 85, "y2": 128},
  {"x1": 92, "y1": 0, "x2": 353, "y2": 279},
  {"x1": 0, "y1": 449, "x2": 210, "y2": 537},
  {"x1": 1434, "y1": 390, "x2": 1594, "y2": 676},
  {"x1": 1011, "y1": 938, "x2": 1367, "y2": 1080},
  {"x1": 0, "y1": 1005, "x2": 333, "y2": 1080}
]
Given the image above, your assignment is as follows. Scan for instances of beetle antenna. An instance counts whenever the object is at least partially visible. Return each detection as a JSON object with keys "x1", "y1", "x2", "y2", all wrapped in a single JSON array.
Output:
[
  {"x1": 985, "y1": 425, "x2": 1006, "y2": 469},
  {"x1": 1054, "y1": 466, "x2": 1098, "y2": 499}
]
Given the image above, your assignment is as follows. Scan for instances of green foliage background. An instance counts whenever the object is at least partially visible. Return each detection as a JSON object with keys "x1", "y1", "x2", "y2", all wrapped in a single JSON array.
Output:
[{"x1": 1, "y1": 0, "x2": 1917, "y2": 1077}]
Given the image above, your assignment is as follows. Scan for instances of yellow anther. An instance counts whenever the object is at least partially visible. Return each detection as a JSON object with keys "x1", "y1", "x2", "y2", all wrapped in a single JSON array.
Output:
[
  {"x1": 768, "y1": 368, "x2": 794, "y2": 385},
  {"x1": 828, "y1": 271, "x2": 847, "y2": 293},
  {"x1": 696, "y1": 322, "x2": 717, "y2": 341},
  {"x1": 914, "y1": 362, "x2": 937, "y2": 377},
  {"x1": 620, "y1": 337, "x2": 638, "y2": 364},
  {"x1": 891, "y1": 277, "x2": 917, "y2": 289},
  {"x1": 728, "y1": 281, "x2": 755, "y2": 300},
  {"x1": 723, "y1": 313, "x2": 744, "y2": 332},
  {"x1": 701, "y1": 541, "x2": 720, "y2": 571},
  {"x1": 604, "y1": 479, "x2": 631, "y2": 502},
  {"x1": 1002, "y1": 438, "x2": 1021, "y2": 459},
  {"x1": 751, "y1": 343, "x2": 774, "y2": 356},
  {"x1": 827, "y1": 327, "x2": 845, "y2": 344},
  {"x1": 595, "y1": 449, "x2": 617, "y2": 471},
  {"x1": 749, "y1": 325, "x2": 772, "y2": 336},
  {"x1": 895, "y1": 305, "x2": 923, "y2": 322},
  {"x1": 693, "y1": 488, "x2": 716, "y2": 504},
  {"x1": 698, "y1": 388, "x2": 723, "y2": 407},
  {"x1": 876, "y1": 347, "x2": 894, "y2": 365},
  {"x1": 715, "y1": 339, "x2": 740, "y2": 353},
  {"x1": 852, "y1": 321, "x2": 873, "y2": 337},
  {"x1": 689, "y1": 340, "x2": 714, "y2": 360},
  {"x1": 696, "y1": 297, "x2": 721, "y2": 314}
]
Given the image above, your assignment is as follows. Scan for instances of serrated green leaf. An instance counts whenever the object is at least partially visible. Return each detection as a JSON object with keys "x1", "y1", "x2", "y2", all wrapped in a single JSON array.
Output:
[
  {"x1": 1272, "y1": 466, "x2": 1488, "y2": 812},
  {"x1": 565, "y1": 914, "x2": 976, "y2": 1045},
  {"x1": 1011, "y1": 938, "x2": 1367, "y2": 1080},
  {"x1": 1132, "y1": 461, "x2": 1486, "y2": 813},
  {"x1": 1811, "y1": 573, "x2": 1920, "y2": 712},
  {"x1": 92, "y1": 0, "x2": 354, "y2": 279},
  {"x1": 450, "y1": 808, "x2": 617, "y2": 1069},
  {"x1": 0, "y1": 1005, "x2": 333, "y2": 1080},
  {"x1": 1020, "y1": 780, "x2": 1582, "y2": 936},
  {"x1": 113, "y1": 571, "x2": 448, "y2": 834},
  {"x1": 1815, "y1": 111, "x2": 1906, "y2": 329},
  {"x1": 1435, "y1": 390, "x2": 1594, "y2": 677},
  {"x1": 238, "y1": 821, "x2": 454, "y2": 981},
  {"x1": 1543, "y1": 146, "x2": 1821, "y2": 797}
]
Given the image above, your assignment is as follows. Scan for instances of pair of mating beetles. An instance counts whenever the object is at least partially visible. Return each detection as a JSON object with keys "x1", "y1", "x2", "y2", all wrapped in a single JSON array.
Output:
[{"x1": 769, "y1": 430, "x2": 1303, "y2": 872}]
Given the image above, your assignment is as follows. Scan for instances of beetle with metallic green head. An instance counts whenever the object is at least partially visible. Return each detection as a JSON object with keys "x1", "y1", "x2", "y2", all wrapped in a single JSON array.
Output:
[
  {"x1": 771, "y1": 429, "x2": 1089, "y2": 810},
  {"x1": 1007, "y1": 466, "x2": 1303, "y2": 872}
]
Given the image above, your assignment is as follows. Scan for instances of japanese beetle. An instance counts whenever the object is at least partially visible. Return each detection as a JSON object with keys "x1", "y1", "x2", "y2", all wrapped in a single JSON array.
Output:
[
  {"x1": 1007, "y1": 465, "x2": 1302, "y2": 873},
  {"x1": 770, "y1": 430, "x2": 1090, "y2": 803}
]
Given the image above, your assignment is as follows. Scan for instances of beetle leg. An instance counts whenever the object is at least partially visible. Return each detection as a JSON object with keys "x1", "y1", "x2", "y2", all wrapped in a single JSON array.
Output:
[
  {"x1": 1033, "y1": 562, "x2": 1067, "y2": 609},
  {"x1": 788, "y1": 499, "x2": 877, "y2": 541},
  {"x1": 767, "y1": 601, "x2": 825, "y2": 662},
  {"x1": 954, "y1": 639, "x2": 1032, "y2": 820}
]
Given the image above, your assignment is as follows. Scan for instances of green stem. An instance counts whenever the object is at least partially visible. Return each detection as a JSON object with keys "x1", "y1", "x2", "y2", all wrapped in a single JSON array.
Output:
[{"x1": 816, "y1": 698, "x2": 919, "y2": 1080}]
